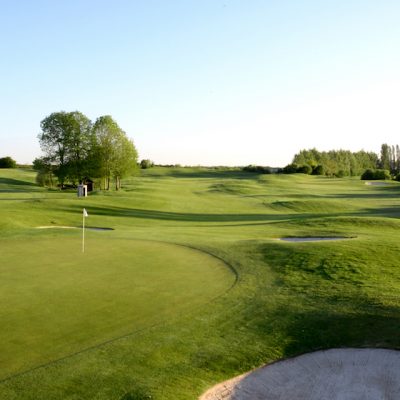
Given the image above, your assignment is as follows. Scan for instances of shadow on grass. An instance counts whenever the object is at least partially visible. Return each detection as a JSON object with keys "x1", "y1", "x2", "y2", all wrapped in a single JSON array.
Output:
[
  {"x1": 363, "y1": 206, "x2": 400, "y2": 218},
  {"x1": 62, "y1": 204, "x2": 323, "y2": 223},
  {"x1": 274, "y1": 306, "x2": 400, "y2": 358},
  {"x1": 325, "y1": 187, "x2": 400, "y2": 199},
  {"x1": 153, "y1": 169, "x2": 259, "y2": 180},
  {"x1": 0, "y1": 177, "x2": 36, "y2": 187},
  {"x1": 61, "y1": 201, "x2": 400, "y2": 225}
]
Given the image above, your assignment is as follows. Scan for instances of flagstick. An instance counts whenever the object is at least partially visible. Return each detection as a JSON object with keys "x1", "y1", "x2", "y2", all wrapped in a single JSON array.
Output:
[{"x1": 82, "y1": 210, "x2": 85, "y2": 253}]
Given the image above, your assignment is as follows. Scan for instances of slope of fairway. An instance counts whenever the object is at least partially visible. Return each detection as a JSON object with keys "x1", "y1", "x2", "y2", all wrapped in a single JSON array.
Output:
[
  {"x1": 0, "y1": 168, "x2": 400, "y2": 399},
  {"x1": 0, "y1": 237, "x2": 235, "y2": 379}
]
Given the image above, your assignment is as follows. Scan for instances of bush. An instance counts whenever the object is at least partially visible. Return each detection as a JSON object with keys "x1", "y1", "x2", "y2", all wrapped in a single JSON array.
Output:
[
  {"x1": 297, "y1": 164, "x2": 312, "y2": 174},
  {"x1": 361, "y1": 169, "x2": 375, "y2": 180},
  {"x1": 282, "y1": 163, "x2": 299, "y2": 174},
  {"x1": 312, "y1": 165, "x2": 324, "y2": 175},
  {"x1": 375, "y1": 169, "x2": 391, "y2": 180},
  {"x1": 140, "y1": 159, "x2": 154, "y2": 169},
  {"x1": 33, "y1": 157, "x2": 48, "y2": 171},
  {"x1": 243, "y1": 165, "x2": 272, "y2": 174},
  {"x1": 36, "y1": 170, "x2": 54, "y2": 187},
  {"x1": 0, "y1": 156, "x2": 17, "y2": 168},
  {"x1": 361, "y1": 169, "x2": 391, "y2": 180}
]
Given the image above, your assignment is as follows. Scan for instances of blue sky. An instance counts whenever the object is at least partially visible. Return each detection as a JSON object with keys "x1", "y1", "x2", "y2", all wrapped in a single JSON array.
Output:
[{"x1": 1, "y1": 0, "x2": 400, "y2": 166}]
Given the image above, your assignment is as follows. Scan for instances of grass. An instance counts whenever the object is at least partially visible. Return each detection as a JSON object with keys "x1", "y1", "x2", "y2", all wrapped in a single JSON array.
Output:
[
  {"x1": 0, "y1": 167, "x2": 399, "y2": 399},
  {"x1": 0, "y1": 237, "x2": 234, "y2": 380}
]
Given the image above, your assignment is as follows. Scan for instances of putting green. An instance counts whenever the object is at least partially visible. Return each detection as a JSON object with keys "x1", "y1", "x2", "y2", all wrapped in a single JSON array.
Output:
[{"x1": 0, "y1": 237, "x2": 235, "y2": 379}]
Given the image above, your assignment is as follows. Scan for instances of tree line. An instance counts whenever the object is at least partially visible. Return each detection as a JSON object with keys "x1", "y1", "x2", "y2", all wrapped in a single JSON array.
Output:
[
  {"x1": 282, "y1": 144, "x2": 400, "y2": 179},
  {"x1": 34, "y1": 111, "x2": 138, "y2": 190}
]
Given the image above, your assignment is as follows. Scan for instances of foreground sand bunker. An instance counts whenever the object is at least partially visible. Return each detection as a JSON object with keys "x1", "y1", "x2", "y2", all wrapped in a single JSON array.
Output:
[{"x1": 200, "y1": 348, "x2": 400, "y2": 400}]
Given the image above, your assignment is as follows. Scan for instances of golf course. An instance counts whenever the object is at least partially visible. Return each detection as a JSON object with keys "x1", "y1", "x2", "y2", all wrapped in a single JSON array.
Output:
[{"x1": 1, "y1": 167, "x2": 400, "y2": 399}]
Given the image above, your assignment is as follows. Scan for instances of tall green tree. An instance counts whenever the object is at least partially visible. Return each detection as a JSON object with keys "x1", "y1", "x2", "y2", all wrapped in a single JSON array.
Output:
[
  {"x1": 112, "y1": 135, "x2": 138, "y2": 190},
  {"x1": 92, "y1": 116, "x2": 138, "y2": 190},
  {"x1": 38, "y1": 111, "x2": 93, "y2": 186},
  {"x1": 380, "y1": 143, "x2": 391, "y2": 171}
]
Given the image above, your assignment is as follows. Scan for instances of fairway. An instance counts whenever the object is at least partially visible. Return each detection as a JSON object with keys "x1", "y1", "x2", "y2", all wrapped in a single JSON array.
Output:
[
  {"x1": 0, "y1": 237, "x2": 235, "y2": 379},
  {"x1": 0, "y1": 168, "x2": 400, "y2": 399}
]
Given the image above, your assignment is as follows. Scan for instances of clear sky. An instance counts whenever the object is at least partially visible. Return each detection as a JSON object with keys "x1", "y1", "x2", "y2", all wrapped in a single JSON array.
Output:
[{"x1": 1, "y1": 0, "x2": 400, "y2": 166}]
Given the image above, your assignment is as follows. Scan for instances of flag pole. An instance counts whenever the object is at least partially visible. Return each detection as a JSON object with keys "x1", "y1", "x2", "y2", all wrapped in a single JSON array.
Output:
[{"x1": 82, "y1": 209, "x2": 85, "y2": 253}]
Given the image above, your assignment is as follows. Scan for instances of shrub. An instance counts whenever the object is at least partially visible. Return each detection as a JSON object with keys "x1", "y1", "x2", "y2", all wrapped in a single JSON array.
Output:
[
  {"x1": 361, "y1": 169, "x2": 391, "y2": 180},
  {"x1": 282, "y1": 163, "x2": 299, "y2": 174},
  {"x1": 243, "y1": 165, "x2": 272, "y2": 174},
  {"x1": 140, "y1": 159, "x2": 154, "y2": 169},
  {"x1": 374, "y1": 169, "x2": 391, "y2": 180},
  {"x1": 361, "y1": 169, "x2": 375, "y2": 180},
  {"x1": 297, "y1": 164, "x2": 312, "y2": 174},
  {"x1": 312, "y1": 165, "x2": 324, "y2": 175},
  {"x1": 0, "y1": 156, "x2": 17, "y2": 168},
  {"x1": 33, "y1": 158, "x2": 48, "y2": 171},
  {"x1": 36, "y1": 170, "x2": 54, "y2": 187}
]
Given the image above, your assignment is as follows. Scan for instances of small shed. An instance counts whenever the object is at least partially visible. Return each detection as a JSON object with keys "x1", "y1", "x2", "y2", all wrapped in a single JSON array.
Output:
[
  {"x1": 83, "y1": 178, "x2": 94, "y2": 192},
  {"x1": 77, "y1": 184, "x2": 88, "y2": 197}
]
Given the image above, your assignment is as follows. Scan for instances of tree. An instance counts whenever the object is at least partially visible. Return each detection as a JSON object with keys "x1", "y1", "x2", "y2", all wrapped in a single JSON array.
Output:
[
  {"x1": 361, "y1": 168, "x2": 391, "y2": 180},
  {"x1": 312, "y1": 165, "x2": 324, "y2": 175},
  {"x1": 112, "y1": 135, "x2": 138, "y2": 190},
  {"x1": 380, "y1": 143, "x2": 391, "y2": 171},
  {"x1": 38, "y1": 111, "x2": 138, "y2": 190},
  {"x1": 282, "y1": 163, "x2": 299, "y2": 174},
  {"x1": 63, "y1": 111, "x2": 93, "y2": 183},
  {"x1": 140, "y1": 159, "x2": 154, "y2": 169},
  {"x1": 297, "y1": 164, "x2": 312, "y2": 174},
  {"x1": 0, "y1": 156, "x2": 17, "y2": 168},
  {"x1": 38, "y1": 111, "x2": 93, "y2": 187},
  {"x1": 33, "y1": 157, "x2": 54, "y2": 187},
  {"x1": 92, "y1": 116, "x2": 138, "y2": 190},
  {"x1": 292, "y1": 148, "x2": 378, "y2": 177}
]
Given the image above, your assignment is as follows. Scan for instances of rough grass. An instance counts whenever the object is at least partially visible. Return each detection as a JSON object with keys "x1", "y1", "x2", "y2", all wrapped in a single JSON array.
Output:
[{"x1": 0, "y1": 167, "x2": 400, "y2": 399}]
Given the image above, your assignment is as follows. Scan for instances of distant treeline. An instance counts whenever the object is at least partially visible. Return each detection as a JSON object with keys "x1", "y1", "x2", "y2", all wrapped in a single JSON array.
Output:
[
  {"x1": 287, "y1": 148, "x2": 378, "y2": 177},
  {"x1": 241, "y1": 144, "x2": 400, "y2": 179},
  {"x1": 282, "y1": 144, "x2": 400, "y2": 179}
]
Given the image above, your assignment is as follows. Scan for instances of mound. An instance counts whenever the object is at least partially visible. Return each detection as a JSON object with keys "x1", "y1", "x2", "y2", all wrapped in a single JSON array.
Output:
[{"x1": 200, "y1": 348, "x2": 400, "y2": 399}]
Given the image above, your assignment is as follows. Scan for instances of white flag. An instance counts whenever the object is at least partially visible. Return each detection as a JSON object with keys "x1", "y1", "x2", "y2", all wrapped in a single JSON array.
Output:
[{"x1": 83, "y1": 208, "x2": 88, "y2": 217}]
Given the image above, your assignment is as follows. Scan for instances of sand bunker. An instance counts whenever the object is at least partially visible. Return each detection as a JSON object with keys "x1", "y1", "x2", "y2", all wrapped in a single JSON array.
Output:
[
  {"x1": 279, "y1": 237, "x2": 351, "y2": 242},
  {"x1": 200, "y1": 348, "x2": 400, "y2": 400},
  {"x1": 36, "y1": 226, "x2": 113, "y2": 231},
  {"x1": 364, "y1": 181, "x2": 391, "y2": 186}
]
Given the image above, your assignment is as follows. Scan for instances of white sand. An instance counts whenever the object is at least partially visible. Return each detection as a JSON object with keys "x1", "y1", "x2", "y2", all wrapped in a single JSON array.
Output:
[
  {"x1": 364, "y1": 182, "x2": 392, "y2": 186},
  {"x1": 200, "y1": 348, "x2": 400, "y2": 400}
]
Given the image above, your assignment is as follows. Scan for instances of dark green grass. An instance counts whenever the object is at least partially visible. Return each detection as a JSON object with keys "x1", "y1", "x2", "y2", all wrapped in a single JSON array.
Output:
[{"x1": 0, "y1": 168, "x2": 400, "y2": 399}]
